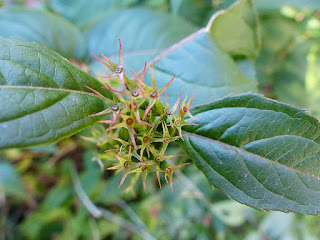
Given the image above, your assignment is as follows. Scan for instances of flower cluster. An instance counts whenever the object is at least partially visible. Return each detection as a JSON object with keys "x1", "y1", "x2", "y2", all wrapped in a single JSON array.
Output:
[{"x1": 86, "y1": 40, "x2": 197, "y2": 192}]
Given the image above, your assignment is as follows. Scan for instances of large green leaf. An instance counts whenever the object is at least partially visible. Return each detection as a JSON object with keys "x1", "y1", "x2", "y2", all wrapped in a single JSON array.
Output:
[
  {"x1": 143, "y1": 29, "x2": 256, "y2": 106},
  {"x1": 170, "y1": 0, "x2": 214, "y2": 26},
  {"x1": 0, "y1": 9, "x2": 86, "y2": 59},
  {"x1": 87, "y1": 7, "x2": 197, "y2": 74},
  {"x1": 50, "y1": 0, "x2": 138, "y2": 30},
  {"x1": 88, "y1": 3, "x2": 258, "y2": 106},
  {"x1": 181, "y1": 93, "x2": 320, "y2": 215},
  {"x1": 0, "y1": 37, "x2": 110, "y2": 149},
  {"x1": 209, "y1": 0, "x2": 260, "y2": 59}
]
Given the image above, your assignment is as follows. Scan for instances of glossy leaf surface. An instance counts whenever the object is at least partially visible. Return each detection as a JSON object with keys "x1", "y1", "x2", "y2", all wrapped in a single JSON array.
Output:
[
  {"x1": 87, "y1": 7, "x2": 197, "y2": 74},
  {"x1": 181, "y1": 93, "x2": 320, "y2": 215},
  {"x1": 0, "y1": 38, "x2": 110, "y2": 149},
  {"x1": 50, "y1": 0, "x2": 137, "y2": 29}
]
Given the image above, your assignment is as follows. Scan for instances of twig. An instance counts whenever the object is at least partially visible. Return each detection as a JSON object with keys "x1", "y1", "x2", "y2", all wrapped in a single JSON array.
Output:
[
  {"x1": 118, "y1": 200, "x2": 147, "y2": 230},
  {"x1": 176, "y1": 170, "x2": 204, "y2": 199},
  {"x1": 71, "y1": 164, "x2": 156, "y2": 240},
  {"x1": 178, "y1": 171, "x2": 272, "y2": 240}
]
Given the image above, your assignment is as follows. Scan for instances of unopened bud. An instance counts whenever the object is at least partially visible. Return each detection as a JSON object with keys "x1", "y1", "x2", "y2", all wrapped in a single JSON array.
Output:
[
  {"x1": 126, "y1": 118, "x2": 134, "y2": 125},
  {"x1": 124, "y1": 161, "x2": 131, "y2": 168}
]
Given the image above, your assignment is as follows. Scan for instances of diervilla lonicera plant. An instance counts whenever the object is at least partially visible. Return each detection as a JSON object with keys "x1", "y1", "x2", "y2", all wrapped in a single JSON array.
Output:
[
  {"x1": 2, "y1": 0, "x2": 320, "y2": 217},
  {"x1": 85, "y1": 40, "x2": 194, "y2": 192}
]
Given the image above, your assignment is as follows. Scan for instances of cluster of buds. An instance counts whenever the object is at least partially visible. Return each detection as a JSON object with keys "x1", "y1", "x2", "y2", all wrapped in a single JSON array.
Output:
[{"x1": 86, "y1": 40, "x2": 197, "y2": 192}]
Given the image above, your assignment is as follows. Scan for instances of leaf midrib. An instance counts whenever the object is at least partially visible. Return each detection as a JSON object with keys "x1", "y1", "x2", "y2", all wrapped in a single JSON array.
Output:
[
  {"x1": 185, "y1": 133, "x2": 320, "y2": 181},
  {"x1": 0, "y1": 86, "x2": 104, "y2": 124},
  {"x1": 190, "y1": 94, "x2": 310, "y2": 120},
  {"x1": 189, "y1": 106, "x2": 318, "y2": 142},
  {"x1": 3, "y1": 44, "x2": 83, "y2": 89},
  {"x1": 0, "y1": 85, "x2": 102, "y2": 98}
]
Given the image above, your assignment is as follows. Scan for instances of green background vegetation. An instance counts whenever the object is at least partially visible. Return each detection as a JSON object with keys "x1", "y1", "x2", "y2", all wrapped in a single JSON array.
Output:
[{"x1": 1, "y1": 0, "x2": 320, "y2": 239}]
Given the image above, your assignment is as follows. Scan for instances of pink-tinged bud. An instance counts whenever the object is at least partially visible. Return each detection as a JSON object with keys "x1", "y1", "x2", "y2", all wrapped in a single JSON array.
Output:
[{"x1": 165, "y1": 162, "x2": 190, "y2": 192}]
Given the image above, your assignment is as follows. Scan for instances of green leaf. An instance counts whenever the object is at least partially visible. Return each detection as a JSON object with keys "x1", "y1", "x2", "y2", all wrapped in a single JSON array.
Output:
[
  {"x1": 50, "y1": 0, "x2": 138, "y2": 30},
  {"x1": 0, "y1": 37, "x2": 110, "y2": 149},
  {"x1": 88, "y1": 5, "x2": 257, "y2": 106},
  {"x1": 170, "y1": 0, "x2": 214, "y2": 26},
  {"x1": 87, "y1": 7, "x2": 197, "y2": 74},
  {"x1": 0, "y1": 161, "x2": 26, "y2": 199},
  {"x1": 181, "y1": 93, "x2": 320, "y2": 215},
  {"x1": 236, "y1": 59, "x2": 256, "y2": 81},
  {"x1": 144, "y1": 29, "x2": 256, "y2": 106},
  {"x1": 209, "y1": 0, "x2": 260, "y2": 59},
  {"x1": 0, "y1": 9, "x2": 86, "y2": 59}
]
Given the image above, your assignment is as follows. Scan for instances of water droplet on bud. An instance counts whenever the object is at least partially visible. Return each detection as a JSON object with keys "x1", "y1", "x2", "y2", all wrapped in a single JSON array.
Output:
[
  {"x1": 132, "y1": 90, "x2": 139, "y2": 97},
  {"x1": 112, "y1": 104, "x2": 119, "y2": 111},
  {"x1": 115, "y1": 66, "x2": 123, "y2": 74},
  {"x1": 151, "y1": 91, "x2": 158, "y2": 98}
]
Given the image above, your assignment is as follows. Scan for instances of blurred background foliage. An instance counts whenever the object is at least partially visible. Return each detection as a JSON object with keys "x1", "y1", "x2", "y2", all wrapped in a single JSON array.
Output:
[{"x1": 1, "y1": 0, "x2": 320, "y2": 239}]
